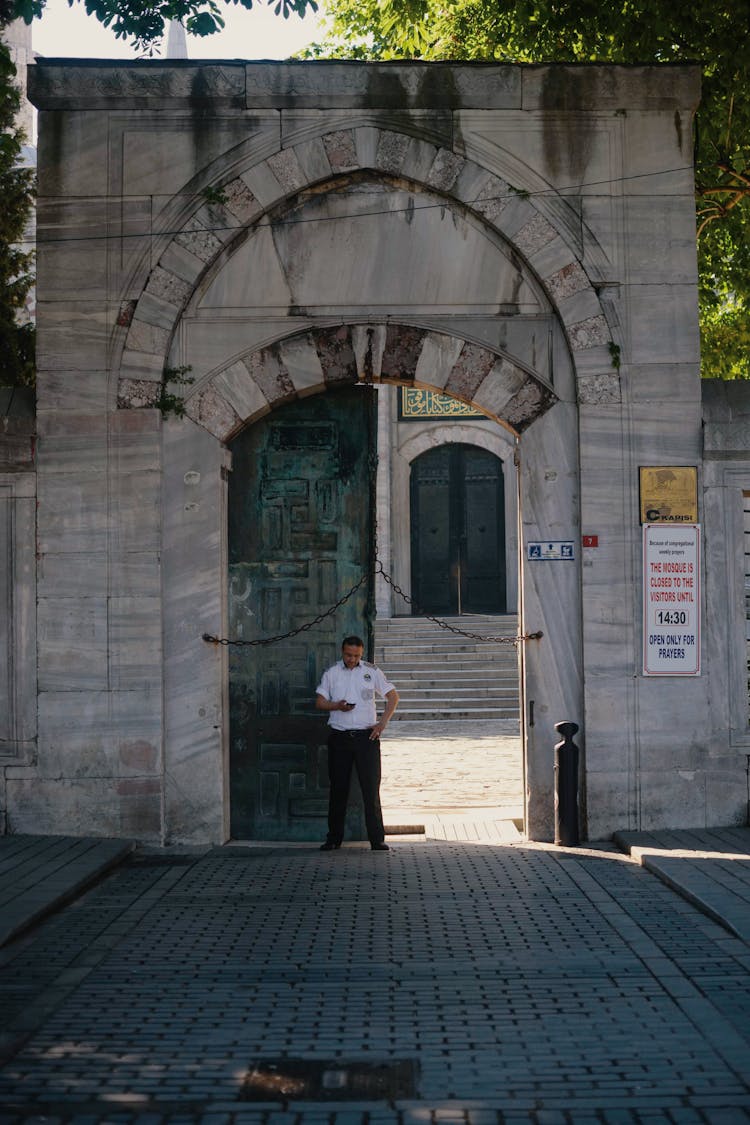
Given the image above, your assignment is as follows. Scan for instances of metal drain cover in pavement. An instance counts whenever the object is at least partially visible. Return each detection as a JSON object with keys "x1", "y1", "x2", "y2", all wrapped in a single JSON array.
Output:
[{"x1": 240, "y1": 1059, "x2": 417, "y2": 1101}]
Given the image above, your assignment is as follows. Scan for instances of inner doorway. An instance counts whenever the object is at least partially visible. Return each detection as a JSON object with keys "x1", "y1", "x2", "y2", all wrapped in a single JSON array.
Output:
[
  {"x1": 410, "y1": 444, "x2": 506, "y2": 615},
  {"x1": 227, "y1": 385, "x2": 523, "y2": 843}
]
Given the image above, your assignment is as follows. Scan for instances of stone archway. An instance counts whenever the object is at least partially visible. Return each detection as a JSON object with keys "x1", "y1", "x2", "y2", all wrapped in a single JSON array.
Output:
[
  {"x1": 188, "y1": 316, "x2": 574, "y2": 843},
  {"x1": 127, "y1": 124, "x2": 596, "y2": 844},
  {"x1": 180, "y1": 323, "x2": 556, "y2": 442},
  {"x1": 18, "y1": 60, "x2": 709, "y2": 848},
  {"x1": 115, "y1": 127, "x2": 620, "y2": 422}
]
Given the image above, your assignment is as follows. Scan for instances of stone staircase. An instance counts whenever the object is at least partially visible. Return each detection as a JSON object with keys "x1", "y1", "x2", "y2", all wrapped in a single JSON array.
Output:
[{"x1": 374, "y1": 615, "x2": 520, "y2": 723}]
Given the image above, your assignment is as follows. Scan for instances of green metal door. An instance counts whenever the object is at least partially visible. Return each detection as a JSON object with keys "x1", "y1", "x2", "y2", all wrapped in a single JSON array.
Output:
[
  {"x1": 410, "y1": 443, "x2": 506, "y2": 615},
  {"x1": 228, "y1": 387, "x2": 374, "y2": 840}
]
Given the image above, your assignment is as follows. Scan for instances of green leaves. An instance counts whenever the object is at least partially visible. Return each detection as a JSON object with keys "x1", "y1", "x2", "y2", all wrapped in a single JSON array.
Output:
[
  {"x1": 3, "y1": 0, "x2": 747, "y2": 380},
  {"x1": 9, "y1": 0, "x2": 319, "y2": 51},
  {"x1": 306, "y1": 0, "x2": 750, "y2": 378},
  {"x1": 0, "y1": 33, "x2": 35, "y2": 387},
  {"x1": 155, "y1": 365, "x2": 194, "y2": 417}
]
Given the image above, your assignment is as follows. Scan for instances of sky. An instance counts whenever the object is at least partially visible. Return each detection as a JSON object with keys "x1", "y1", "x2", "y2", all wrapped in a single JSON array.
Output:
[{"x1": 32, "y1": 0, "x2": 327, "y2": 60}]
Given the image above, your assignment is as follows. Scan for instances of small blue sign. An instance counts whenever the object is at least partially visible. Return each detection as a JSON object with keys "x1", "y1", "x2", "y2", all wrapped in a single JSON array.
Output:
[{"x1": 527, "y1": 541, "x2": 575, "y2": 561}]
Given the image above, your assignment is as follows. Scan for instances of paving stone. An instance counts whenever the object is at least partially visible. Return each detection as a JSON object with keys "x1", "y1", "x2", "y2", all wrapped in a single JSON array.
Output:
[{"x1": 1, "y1": 844, "x2": 750, "y2": 1121}]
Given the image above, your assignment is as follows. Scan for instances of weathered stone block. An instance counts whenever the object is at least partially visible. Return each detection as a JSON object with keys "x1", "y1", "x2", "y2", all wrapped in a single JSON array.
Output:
[
  {"x1": 322, "y1": 130, "x2": 358, "y2": 173},
  {"x1": 126, "y1": 317, "x2": 171, "y2": 357},
  {"x1": 110, "y1": 470, "x2": 162, "y2": 553},
  {"x1": 6, "y1": 775, "x2": 162, "y2": 839},
  {"x1": 36, "y1": 303, "x2": 114, "y2": 370},
  {"x1": 243, "y1": 62, "x2": 522, "y2": 110},
  {"x1": 29, "y1": 61, "x2": 246, "y2": 109},
  {"x1": 427, "y1": 148, "x2": 465, "y2": 191},
  {"x1": 35, "y1": 369, "x2": 109, "y2": 414},
  {"x1": 37, "y1": 597, "x2": 108, "y2": 691},
  {"x1": 401, "y1": 136, "x2": 439, "y2": 183},
  {"x1": 314, "y1": 325, "x2": 357, "y2": 386},
  {"x1": 545, "y1": 260, "x2": 590, "y2": 303},
  {"x1": 577, "y1": 371, "x2": 622, "y2": 405},
  {"x1": 117, "y1": 378, "x2": 161, "y2": 408},
  {"x1": 568, "y1": 315, "x2": 610, "y2": 351},
  {"x1": 381, "y1": 324, "x2": 425, "y2": 382},
  {"x1": 473, "y1": 359, "x2": 532, "y2": 419},
  {"x1": 444, "y1": 342, "x2": 497, "y2": 401},
  {"x1": 175, "y1": 221, "x2": 224, "y2": 265},
  {"x1": 222, "y1": 176, "x2": 263, "y2": 225},
  {"x1": 36, "y1": 200, "x2": 108, "y2": 301},
  {"x1": 521, "y1": 64, "x2": 700, "y2": 113},
  {"x1": 289, "y1": 137, "x2": 331, "y2": 186},
  {"x1": 185, "y1": 385, "x2": 241, "y2": 440},
  {"x1": 36, "y1": 472, "x2": 109, "y2": 554},
  {"x1": 278, "y1": 335, "x2": 326, "y2": 397},
  {"x1": 352, "y1": 325, "x2": 387, "y2": 382},
  {"x1": 376, "y1": 130, "x2": 410, "y2": 175},
  {"x1": 213, "y1": 361, "x2": 270, "y2": 425},
  {"x1": 244, "y1": 349, "x2": 296, "y2": 406},
  {"x1": 109, "y1": 596, "x2": 163, "y2": 691},
  {"x1": 514, "y1": 212, "x2": 558, "y2": 257},
  {"x1": 413, "y1": 332, "x2": 465, "y2": 390},
  {"x1": 144, "y1": 265, "x2": 193, "y2": 309}
]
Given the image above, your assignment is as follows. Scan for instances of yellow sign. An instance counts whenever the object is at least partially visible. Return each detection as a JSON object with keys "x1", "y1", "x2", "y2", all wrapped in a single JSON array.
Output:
[{"x1": 639, "y1": 466, "x2": 698, "y2": 524}]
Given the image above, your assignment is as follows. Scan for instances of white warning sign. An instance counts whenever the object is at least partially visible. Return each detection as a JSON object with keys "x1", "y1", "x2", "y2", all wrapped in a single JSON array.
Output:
[{"x1": 643, "y1": 524, "x2": 700, "y2": 676}]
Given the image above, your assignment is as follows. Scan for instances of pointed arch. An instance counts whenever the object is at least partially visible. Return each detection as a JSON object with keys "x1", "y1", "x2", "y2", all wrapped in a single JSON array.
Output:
[
  {"x1": 115, "y1": 125, "x2": 620, "y2": 421},
  {"x1": 178, "y1": 324, "x2": 556, "y2": 442}
]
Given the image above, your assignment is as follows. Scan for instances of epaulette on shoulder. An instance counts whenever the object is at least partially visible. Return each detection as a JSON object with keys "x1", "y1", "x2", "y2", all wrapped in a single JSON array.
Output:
[{"x1": 361, "y1": 660, "x2": 376, "y2": 669}]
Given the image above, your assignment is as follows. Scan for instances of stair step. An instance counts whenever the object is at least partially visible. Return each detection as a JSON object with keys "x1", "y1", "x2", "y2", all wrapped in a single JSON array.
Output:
[
  {"x1": 393, "y1": 679, "x2": 516, "y2": 690},
  {"x1": 381, "y1": 649, "x2": 515, "y2": 657},
  {"x1": 391, "y1": 708, "x2": 519, "y2": 721},
  {"x1": 397, "y1": 687, "x2": 518, "y2": 699},
  {"x1": 375, "y1": 615, "x2": 519, "y2": 726},
  {"x1": 386, "y1": 657, "x2": 517, "y2": 666}
]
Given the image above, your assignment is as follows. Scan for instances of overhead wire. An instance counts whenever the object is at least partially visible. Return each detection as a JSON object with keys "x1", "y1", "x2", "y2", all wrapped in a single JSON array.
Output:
[{"x1": 33, "y1": 164, "x2": 697, "y2": 247}]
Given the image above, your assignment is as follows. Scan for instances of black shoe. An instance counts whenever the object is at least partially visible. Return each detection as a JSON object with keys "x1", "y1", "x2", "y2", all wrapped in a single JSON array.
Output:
[
  {"x1": 320, "y1": 841, "x2": 341, "y2": 851},
  {"x1": 371, "y1": 842, "x2": 390, "y2": 851}
]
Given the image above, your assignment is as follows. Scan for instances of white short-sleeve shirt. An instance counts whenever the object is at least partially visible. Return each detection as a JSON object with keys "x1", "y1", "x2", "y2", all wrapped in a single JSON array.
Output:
[{"x1": 316, "y1": 660, "x2": 396, "y2": 731}]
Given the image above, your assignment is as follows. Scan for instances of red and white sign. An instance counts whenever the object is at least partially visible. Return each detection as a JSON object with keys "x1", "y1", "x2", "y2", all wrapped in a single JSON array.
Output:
[{"x1": 643, "y1": 524, "x2": 700, "y2": 676}]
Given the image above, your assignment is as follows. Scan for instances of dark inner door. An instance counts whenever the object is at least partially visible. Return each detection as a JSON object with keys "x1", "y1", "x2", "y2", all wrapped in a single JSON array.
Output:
[
  {"x1": 228, "y1": 387, "x2": 374, "y2": 840},
  {"x1": 410, "y1": 443, "x2": 506, "y2": 615}
]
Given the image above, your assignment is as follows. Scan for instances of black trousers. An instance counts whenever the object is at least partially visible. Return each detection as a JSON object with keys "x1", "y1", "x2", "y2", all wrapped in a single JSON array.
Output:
[{"x1": 325, "y1": 729, "x2": 385, "y2": 846}]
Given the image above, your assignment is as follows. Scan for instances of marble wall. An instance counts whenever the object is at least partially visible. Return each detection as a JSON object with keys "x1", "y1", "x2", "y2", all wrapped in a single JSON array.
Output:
[{"x1": 2, "y1": 59, "x2": 742, "y2": 845}]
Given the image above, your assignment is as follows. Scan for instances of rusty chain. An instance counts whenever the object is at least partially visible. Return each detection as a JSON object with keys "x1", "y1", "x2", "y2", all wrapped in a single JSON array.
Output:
[
  {"x1": 205, "y1": 390, "x2": 541, "y2": 649},
  {"x1": 202, "y1": 558, "x2": 541, "y2": 648},
  {"x1": 373, "y1": 561, "x2": 542, "y2": 644},
  {"x1": 202, "y1": 570, "x2": 369, "y2": 647}
]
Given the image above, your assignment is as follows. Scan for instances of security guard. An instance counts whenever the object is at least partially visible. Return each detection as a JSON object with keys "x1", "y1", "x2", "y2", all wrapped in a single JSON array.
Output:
[{"x1": 315, "y1": 635, "x2": 399, "y2": 851}]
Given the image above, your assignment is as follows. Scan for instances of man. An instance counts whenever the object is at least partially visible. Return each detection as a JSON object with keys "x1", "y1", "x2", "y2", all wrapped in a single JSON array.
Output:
[{"x1": 315, "y1": 635, "x2": 399, "y2": 851}]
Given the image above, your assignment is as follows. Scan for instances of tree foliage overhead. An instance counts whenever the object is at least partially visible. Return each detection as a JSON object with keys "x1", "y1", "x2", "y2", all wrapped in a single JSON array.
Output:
[
  {"x1": 306, "y1": 0, "x2": 750, "y2": 379},
  {"x1": 12, "y1": 0, "x2": 318, "y2": 54},
  {"x1": 0, "y1": 9, "x2": 35, "y2": 386}
]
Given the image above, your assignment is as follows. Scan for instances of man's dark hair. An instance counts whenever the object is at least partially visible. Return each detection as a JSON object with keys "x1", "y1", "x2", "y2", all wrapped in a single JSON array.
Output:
[{"x1": 342, "y1": 635, "x2": 365, "y2": 649}]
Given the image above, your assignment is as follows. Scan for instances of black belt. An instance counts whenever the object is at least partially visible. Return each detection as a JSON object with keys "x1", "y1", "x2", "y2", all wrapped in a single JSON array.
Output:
[{"x1": 332, "y1": 728, "x2": 372, "y2": 736}]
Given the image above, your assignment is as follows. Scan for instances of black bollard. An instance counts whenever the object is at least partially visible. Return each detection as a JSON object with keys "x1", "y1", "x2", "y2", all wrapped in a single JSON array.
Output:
[{"x1": 554, "y1": 721, "x2": 580, "y2": 846}]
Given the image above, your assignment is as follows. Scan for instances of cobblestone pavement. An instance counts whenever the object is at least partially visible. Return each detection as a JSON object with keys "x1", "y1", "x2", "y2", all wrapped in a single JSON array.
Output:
[{"x1": 1, "y1": 840, "x2": 750, "y2": 1124}]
